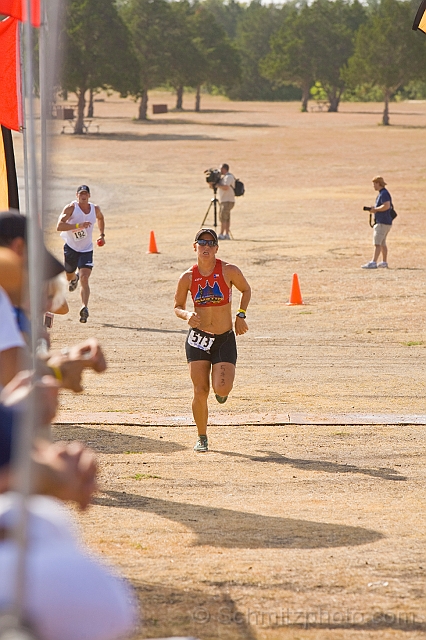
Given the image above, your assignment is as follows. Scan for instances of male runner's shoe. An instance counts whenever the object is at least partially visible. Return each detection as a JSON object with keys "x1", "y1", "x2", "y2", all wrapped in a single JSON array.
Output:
[
  {"x1": 361, "y1": 261, "x2": 377, "y2": 269},
  {"x1": 68, "y1": 273, "x2": 79, "y2": 292},
  {"x1": 218, "y1": 234, "x2": 226, "y2": 240},
  {"x1": 377, "y1": 262, "x2": 388, "y2": 268},
  {"x1": 194, "y1": 435, "x2": 208, "y2": 452},
  {"x1": 79, "y1": 306, "x2": 89, "y2": 323},
  {"x1": 215, "y1": 394, "x2": 228, "y2": 404}
]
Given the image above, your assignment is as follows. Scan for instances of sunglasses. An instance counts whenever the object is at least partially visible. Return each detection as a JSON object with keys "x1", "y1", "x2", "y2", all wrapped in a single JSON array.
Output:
[{"x1": 196, "y1": 239, "x2": 217, "y2": 247}]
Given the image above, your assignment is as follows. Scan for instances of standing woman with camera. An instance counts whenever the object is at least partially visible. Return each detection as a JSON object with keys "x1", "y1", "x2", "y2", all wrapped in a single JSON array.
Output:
[
  {"x1": 362, "y1": 176, "x2": 394, "y2": 269},
  {"x1": 174, "y1": 228, "x2": 251, "y2": 452}
]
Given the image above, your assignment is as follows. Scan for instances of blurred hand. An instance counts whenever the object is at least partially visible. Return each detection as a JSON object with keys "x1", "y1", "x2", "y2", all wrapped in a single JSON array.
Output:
[
  {"x1": 47, "y1": 338, "x2": 107, "y2": 393},
  {"x1": 33, "y1": 440, "x2": 98, "y2": 510},
  {"x1": 1, "y1": 370, "x2": 59, "y2": 425}
]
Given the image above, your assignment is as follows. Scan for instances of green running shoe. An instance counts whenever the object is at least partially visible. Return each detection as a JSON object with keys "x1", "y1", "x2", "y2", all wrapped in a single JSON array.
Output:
[
  {"x1": 194, "y1": 435, "x2": 208, "y2": 452},
  {"x1": 215, "y1": 394, "x2": 228, "y2": 404}
]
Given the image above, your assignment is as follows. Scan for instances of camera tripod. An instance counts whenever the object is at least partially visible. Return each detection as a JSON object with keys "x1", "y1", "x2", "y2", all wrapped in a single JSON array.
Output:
[
  {"x1": 200, "y1": 187, "x2": 234, "y2": 239},
  {"x1": 201, "y1": 187, "x2": 219, "y2": 228}
]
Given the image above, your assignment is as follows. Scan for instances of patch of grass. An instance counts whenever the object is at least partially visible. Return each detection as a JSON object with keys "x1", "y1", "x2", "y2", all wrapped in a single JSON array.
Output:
[
  {"x1": 125, "y1": 451, "x2": 144, "y2": 454},
  {"x1": 132, "y1": 473, "x2": 161, "y2": 480},
  {"x1": 402, "y1": 341, "x2": 424, "y2": 347},
  {"x1": 299, "y1": 311, "x2": 312, "y2": 314}
]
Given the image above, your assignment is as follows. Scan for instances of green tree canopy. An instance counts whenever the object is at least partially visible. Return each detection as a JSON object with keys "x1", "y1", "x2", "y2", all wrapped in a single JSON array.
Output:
[
  {"x1": 308, "y1": 0, "x2": 366, "y2": 111},
  {"x1": 261, "y1": 0, "x2": 366, "y2": 112},
  {"x1": 189, "y1": 4, "x2": 241, "y2": 110},
  {"x1": 120, "y1": 0, "x2": 172, "y2": 120},
  {"x1": 229, "y1": 0, "x2": 298, "y2": 101},
  {"x1": 260, "y1": 5, "x2": 316, "y2": 111},
  {"x1": 166, "y1": 1, "x2": 201, "y2": 110},
  {"x1": 345, "y1": 0, "x2": 422, "y2": 124},
  {"x1": 201, "y1": 0, "x2": 244, "y2": 40},
  {"x1": 62, "y1": 0, "x2": 137, "y2": 133}
]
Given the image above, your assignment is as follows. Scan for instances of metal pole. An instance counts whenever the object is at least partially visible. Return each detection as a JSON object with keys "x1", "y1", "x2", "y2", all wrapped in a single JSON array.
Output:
[
  {"x1": 9, "y1": 0, "x2": 43, "y2": 627},
  {"x1": 20, "y1": 26, "x2": 30, "y2": 217},
  {"x1": 2, "y1": 2, "x2": 63, "y2": 635},
  {"x1": 39, "y1": 0, "x2": 47, "y2": 223}
]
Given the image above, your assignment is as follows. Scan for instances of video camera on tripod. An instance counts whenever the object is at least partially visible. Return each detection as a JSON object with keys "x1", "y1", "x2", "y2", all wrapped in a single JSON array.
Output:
[
  {"x1": 201, "y1": 169, "x2": 222, "y2": 228},
  {"x1": 204, "y1": 168, "x2": 221, "y2": 186}
]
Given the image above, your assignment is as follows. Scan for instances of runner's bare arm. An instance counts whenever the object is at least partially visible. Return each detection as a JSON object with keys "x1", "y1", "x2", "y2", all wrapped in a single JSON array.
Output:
[
  {"x1": 174, "y1": 272, "x2": 201, "y2": 327},
  {"x1": 56, "y1": 203, "x2": 90, "y2": 231},
  {"x1": 225, "y1": 264, "x2": 251, "y2": 336},
  {"x1": 95, "y1": 206, "x2": 105, "y2": 237}
]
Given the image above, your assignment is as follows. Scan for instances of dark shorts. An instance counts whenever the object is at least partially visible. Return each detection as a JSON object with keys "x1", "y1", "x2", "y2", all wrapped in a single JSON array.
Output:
[
  {"x1": 63, "y1": 244, "x2": 93, "y2": 273},
  {"x1": 185, "y1": 329, "x2": 237, "y2": 365}
]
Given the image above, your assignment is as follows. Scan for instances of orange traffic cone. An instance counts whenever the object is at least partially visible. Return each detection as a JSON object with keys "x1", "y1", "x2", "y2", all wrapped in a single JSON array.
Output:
[
  {"x1": 147, "y1": 230, "x2": 159, "y2": 254},
  {"x1": 286, "y1": 273, "x2": 304, "y2": 305}
]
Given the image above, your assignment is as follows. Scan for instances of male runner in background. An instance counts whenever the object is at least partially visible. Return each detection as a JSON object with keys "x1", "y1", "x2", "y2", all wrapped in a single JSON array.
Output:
[
  {"x1": 174, "y1": 228, "x2": 251, "y2": 452},
  {"x1": 57, "y1": 186, "x2": 105, "y2": 323}
]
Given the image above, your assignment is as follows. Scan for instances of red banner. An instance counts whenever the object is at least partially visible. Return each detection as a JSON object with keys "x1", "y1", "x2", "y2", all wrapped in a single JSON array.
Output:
[
  {"x1": 0, "y1": 17, "x2": 22, "y2": 131},
  {"x1": 0, "y1": 0, "x2": 40, "y2": 28}
]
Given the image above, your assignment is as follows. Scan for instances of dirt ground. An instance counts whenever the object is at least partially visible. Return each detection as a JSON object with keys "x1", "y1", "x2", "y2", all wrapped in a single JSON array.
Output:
[{"x1": 13, "y1": 92, "x2": 426, "y2": 639}]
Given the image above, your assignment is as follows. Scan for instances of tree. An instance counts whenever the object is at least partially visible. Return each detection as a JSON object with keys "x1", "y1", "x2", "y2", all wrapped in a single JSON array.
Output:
[
  {"x1": 308, "y1": 0, "x2": 366, "y2": 112},
  {"x1": 229, "y1": 0, "x2": 298, "y2": 101},
  {"x1": 201, "y1": 0, "x2": 244, "y2": 40},
  {"x1": 62, "y1": 0, "x2": 137, "y2": 133},
  {"x1": 166, "y1": 1, "x2": 200, "y2": 110},
  {"x1": 189, "y1": 5, "x2": 240, "y2": 111},
  {"x1": 260, "y1": 5, "x2": 316, "y2": 111},
  {"x1": 345, "y1": 0, "x2": 421, "y2": 124},
  {"x1": 120, "y1": 0, "x2": 172, "y2": 120}
]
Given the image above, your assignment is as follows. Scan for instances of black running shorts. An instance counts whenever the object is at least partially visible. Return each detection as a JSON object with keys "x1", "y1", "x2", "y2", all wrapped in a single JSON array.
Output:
[
  {"x1": 63, "y1": 244, "x2": 93, "y2": 273},
  {"x1": 185, "y1": 329, "x2": 237, "y2": 365}
]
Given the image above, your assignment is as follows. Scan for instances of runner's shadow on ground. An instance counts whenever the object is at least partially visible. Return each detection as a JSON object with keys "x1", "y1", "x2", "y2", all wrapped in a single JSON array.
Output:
[
  {"x1": 94, "y1": 490, "x2": 384, "y2": 549},
  {"x1": 52, "y1": 425, "x2": 185, "y2": 454},
  {"x1": 215, "y1": 450, "x2": 406, "y2": 481},
  {"x1": 133, "y1": 581, "x2": 257, "y2": 640},
  {"x1": 101, "y1": 323, "x2": 187, "y2": 334},
  {"x1": 133, "y1": 578, "x2": 426, "y2": 637}
]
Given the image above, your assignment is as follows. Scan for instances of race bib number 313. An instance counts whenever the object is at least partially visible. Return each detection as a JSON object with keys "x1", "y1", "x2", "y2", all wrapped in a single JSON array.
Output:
[{"x1": 187, "y1": 329, "x2": 215, "y2": 352}]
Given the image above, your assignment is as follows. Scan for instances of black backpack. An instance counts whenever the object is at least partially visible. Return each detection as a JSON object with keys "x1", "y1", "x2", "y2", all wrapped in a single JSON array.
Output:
[{"x1": 232, "y1": 178, "x2": 245, "y2": 197}]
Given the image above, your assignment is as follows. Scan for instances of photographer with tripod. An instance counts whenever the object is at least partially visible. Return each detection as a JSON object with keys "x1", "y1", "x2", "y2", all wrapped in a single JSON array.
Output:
[{"x1": 209, "y1": 164, "x2": 235, "y2": 240}]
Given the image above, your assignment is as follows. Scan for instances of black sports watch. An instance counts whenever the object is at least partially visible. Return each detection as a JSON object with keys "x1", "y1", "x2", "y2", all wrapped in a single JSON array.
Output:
[{"x1": 236, "y1": 311, "x2": 246, "y2": 319}]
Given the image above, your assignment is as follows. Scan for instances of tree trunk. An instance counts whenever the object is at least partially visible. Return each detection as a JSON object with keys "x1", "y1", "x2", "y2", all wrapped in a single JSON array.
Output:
[
  {"x1": 138, "y1": 89, "x2": 148, "y2": 120},
  {"x1": 195, "y1": 85, "x2": 201, "y2": 113},
  {"x1": 74, "y1": 88, "x2": 87, "y2": 134},
  {"x1": 327, "y1": 95, "x2": 340, "y2": 112},
  {"x1": 301, "y1": 82, "x2": 310, "y2": 112},
  {"x1": 176, "y1": 85, "x2": 183, "y2": 110},
  {"x1": 382, "y1": 91, "x2": 390, "y2": 126},
  {"x1": 87, "y1": 88, "x2": 94, "y2": 118}
]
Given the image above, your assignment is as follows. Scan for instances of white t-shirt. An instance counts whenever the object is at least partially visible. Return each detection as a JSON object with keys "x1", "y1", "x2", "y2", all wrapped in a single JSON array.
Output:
[
  {"x1": 218, "y1": 172, "x2": 235, "y2": 204},
  {"x1": 0, "y1": 493, "x2": 138, "y2": 640},
  {"x1": 60, "y1": 202, "x2": 97, "y2": 252},
  {"x1": 0, "y1": 287, "x2": 25, "y2": 353}
]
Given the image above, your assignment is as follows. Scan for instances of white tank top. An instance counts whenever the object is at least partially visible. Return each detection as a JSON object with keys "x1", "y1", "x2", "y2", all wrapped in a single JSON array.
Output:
[{"x1": 60, "y1": 201, "x2": 97, "y2": 252}]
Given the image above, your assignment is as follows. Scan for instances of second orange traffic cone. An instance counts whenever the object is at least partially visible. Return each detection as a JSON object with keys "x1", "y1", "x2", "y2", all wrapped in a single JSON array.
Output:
[
  {"x1": 286, "y1": 273, "x2": 304, "y2": 305},
  {"x1": 147, "y1": 230, "x2": 159, "y2": 254}
]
